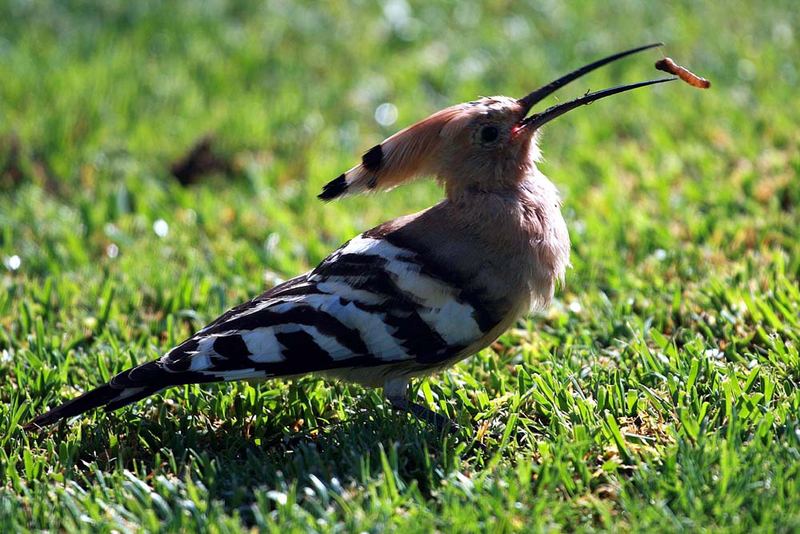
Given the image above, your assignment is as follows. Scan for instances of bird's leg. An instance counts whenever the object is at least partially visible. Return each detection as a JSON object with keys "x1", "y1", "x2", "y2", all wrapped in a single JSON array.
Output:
[
  {"x1": 390, "y1": 397, "x2": 459, "y2": 432},
  {"x1": 384, "y1": 378, "x2": 459, "y2": 432}
]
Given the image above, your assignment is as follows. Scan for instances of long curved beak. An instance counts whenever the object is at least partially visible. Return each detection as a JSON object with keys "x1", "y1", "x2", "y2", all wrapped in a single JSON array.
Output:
[{"x1": 517, "y1": 43, "x2": 676, "y2": 130}]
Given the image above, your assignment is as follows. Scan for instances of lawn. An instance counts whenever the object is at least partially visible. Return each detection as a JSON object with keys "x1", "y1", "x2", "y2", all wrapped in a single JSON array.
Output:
[{"x1": 1, "y1": 0, "x2": 799, "y2": 531}]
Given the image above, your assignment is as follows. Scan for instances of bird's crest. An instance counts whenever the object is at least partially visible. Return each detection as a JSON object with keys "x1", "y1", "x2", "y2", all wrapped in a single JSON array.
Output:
[
  {"x1": 318, "y1": 105, "x2": 464, "y2": 200},
  {"x1": 319, "y1": 43, "x2": 675, "y2": 201}
]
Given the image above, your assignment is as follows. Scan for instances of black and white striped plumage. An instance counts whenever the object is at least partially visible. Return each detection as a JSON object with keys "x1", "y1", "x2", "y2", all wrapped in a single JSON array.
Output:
[
  {"x1": 25, "y1": 223, "x2": 505, "y2": 429},
  {"x1": 164, "y1": 229, "x2": 497, "y2": 384}
]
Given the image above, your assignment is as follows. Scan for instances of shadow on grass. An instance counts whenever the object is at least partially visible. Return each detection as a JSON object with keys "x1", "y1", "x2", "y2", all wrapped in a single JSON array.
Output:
[{"x1": 29, "y1": 403, "x2": 470, "y2": 512}]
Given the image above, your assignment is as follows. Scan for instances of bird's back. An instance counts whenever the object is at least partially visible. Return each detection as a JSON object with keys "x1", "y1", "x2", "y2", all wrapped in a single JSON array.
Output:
[{"x1": 159, "y1": 211, "x2": 503, "y2": 386}]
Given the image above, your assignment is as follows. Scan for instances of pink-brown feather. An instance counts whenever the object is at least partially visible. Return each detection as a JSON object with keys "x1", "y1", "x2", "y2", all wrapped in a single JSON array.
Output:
[
  {"x1": 339, "y1": 104, "x2": 464, "y2": 196},
  {"x1": 322, "y1": 96, "x2": 541, "y2": 201}
]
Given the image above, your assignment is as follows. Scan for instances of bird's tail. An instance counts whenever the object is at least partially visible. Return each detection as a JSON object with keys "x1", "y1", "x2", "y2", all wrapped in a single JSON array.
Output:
[{"x1": 23, "y1": 360, "x2": 180, "y2": 431}]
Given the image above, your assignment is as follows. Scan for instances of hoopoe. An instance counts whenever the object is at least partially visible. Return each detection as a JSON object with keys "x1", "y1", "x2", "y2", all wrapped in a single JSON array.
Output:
[{"x1": 25, "y1": 44, "x2": 675, "y2": 431}]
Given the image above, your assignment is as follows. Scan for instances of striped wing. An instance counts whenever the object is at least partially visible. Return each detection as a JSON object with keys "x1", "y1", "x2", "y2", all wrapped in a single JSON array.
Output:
[
  {"x1": 157, "y1": 233, "x2": 494, "y2": 384},
  {"x1": 22, "y1": 231, "x2": 502, "y2": 429}
]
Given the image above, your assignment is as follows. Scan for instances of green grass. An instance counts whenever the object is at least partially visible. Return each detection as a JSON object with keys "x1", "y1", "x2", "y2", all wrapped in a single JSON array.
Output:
[{"x1": 1, "y1": 0, "x2": 799, "y2": 531}]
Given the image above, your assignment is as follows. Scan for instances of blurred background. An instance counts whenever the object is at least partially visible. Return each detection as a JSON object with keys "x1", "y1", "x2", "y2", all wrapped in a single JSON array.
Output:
[
  {"x1": 1, "y1": 1, "x2": 799, "y2": 530},
  {"x1": 1, "y1": 0, "x2": 796, "y2": 290}
]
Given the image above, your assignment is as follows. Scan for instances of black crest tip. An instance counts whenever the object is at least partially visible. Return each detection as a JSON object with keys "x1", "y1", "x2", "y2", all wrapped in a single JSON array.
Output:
[
  {"x1": 318, "y1": 174, "x2": 348, "y2": 201},
  {"x1": 361, "y1": 144, "x2": 383, "y2": 172}
]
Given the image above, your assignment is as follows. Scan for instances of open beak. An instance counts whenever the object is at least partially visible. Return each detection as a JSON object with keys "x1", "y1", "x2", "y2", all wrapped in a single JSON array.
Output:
[{"x1": 517, "y1": 43, "x2": 675, "y2": 131}]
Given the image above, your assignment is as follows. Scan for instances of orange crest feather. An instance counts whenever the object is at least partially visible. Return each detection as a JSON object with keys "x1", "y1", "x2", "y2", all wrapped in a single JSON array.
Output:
[{"x1": 319, "y1": 105, "x2": 463, "y2": 200}]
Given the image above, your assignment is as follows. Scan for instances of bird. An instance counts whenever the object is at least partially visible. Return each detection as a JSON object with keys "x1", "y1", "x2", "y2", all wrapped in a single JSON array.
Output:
[{"x1": 24, "y1": 43, "x2": 675, "y2": 432}]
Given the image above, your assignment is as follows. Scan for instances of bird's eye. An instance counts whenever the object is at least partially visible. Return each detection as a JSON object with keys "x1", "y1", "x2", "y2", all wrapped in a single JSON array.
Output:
[{"x1": 480, "y1": 125, "x2": 499, "y2": 143}]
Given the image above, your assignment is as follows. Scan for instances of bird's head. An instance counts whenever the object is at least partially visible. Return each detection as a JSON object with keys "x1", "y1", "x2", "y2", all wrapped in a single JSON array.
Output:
[{"x1": 319, "y1": 43, "x2": 674, "y2": 201}]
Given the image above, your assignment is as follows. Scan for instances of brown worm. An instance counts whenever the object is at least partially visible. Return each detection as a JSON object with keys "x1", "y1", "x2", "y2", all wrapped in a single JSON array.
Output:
[{"x1": 655, "y1": 57, "x2": 711, "y2": 89}]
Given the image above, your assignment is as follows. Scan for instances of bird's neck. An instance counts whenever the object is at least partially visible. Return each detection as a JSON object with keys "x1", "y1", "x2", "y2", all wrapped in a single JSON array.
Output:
[
  {"x1": 380, "y1": 171, "x2": 570, "y2": 320},
  {"x1": 446, "y1": 171, "x2": 571, "y2": 303}
]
